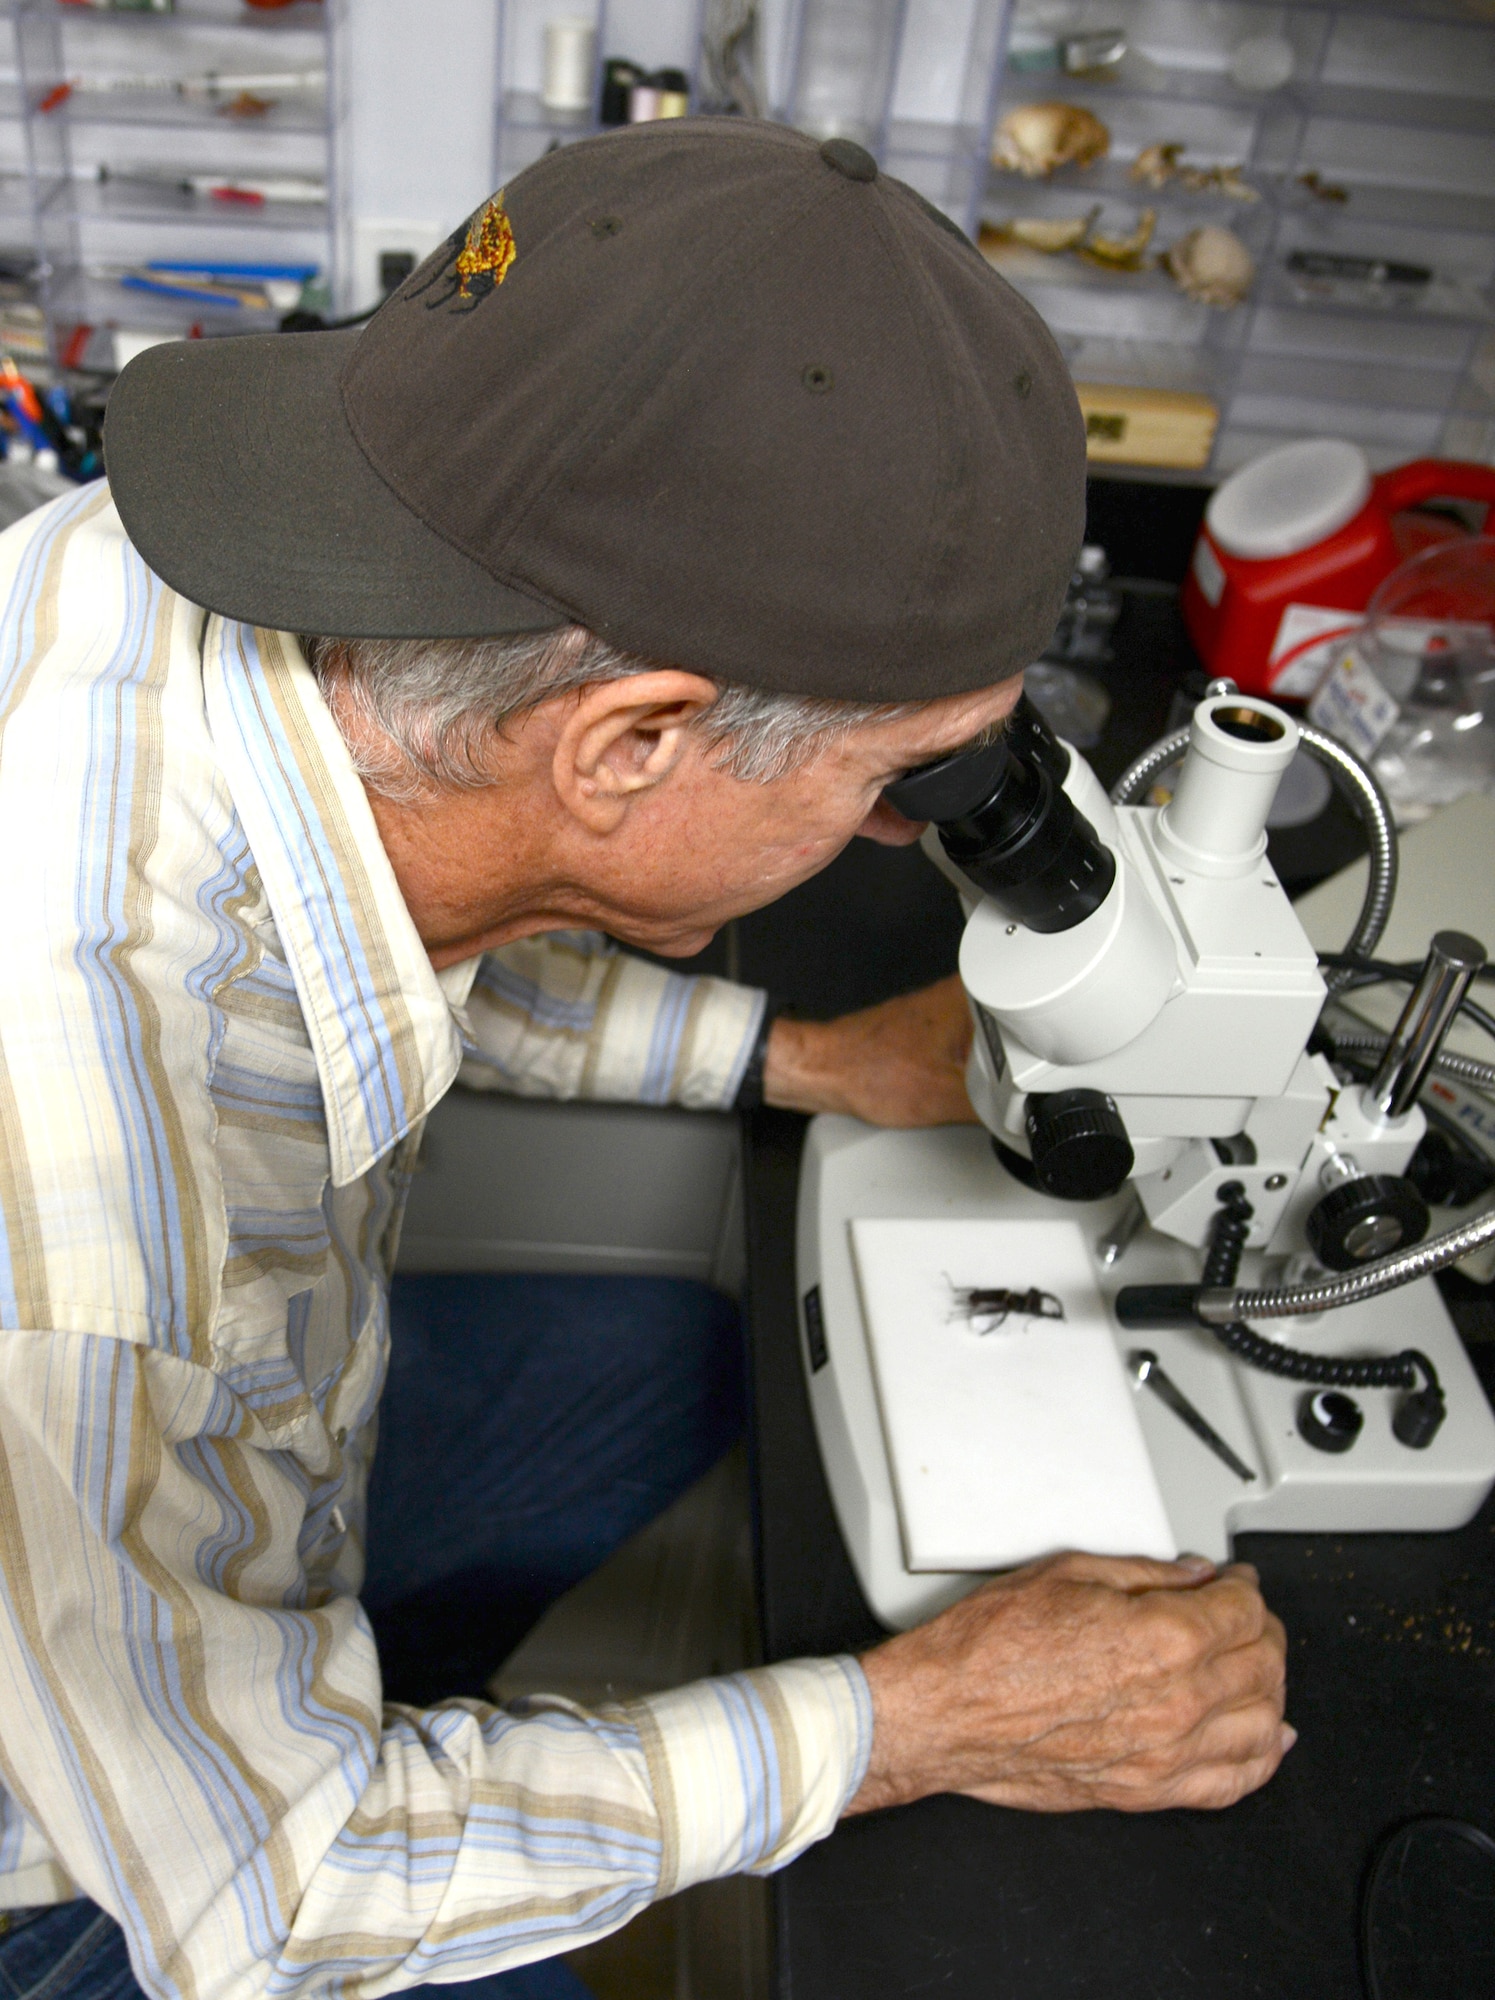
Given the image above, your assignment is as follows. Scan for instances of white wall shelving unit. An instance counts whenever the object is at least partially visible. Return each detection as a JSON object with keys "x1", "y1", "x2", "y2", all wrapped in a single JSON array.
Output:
[
  {"x1": 980, "y1": 0, "x2": 1495, "y2": 473},
  {"x1": 3, "y1": 0, "x2": 347, "y2": 368},
  {"x1": 881, "y1": 0, "x2": 1011, "y2": 233},
  {"x1": 0, "y1": 2, "x2": 70, "y2": 356},
  {"x1": 0, "y1": 0, "x2": 1484, "y2": 484}
]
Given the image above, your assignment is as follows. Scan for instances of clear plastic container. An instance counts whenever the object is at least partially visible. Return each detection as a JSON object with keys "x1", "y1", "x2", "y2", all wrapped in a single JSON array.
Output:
[
  {"x1": 1359, "y1": 535, "x2": 1495, "y2": 823},
  {"x1": 788, "y1": 0, "x2": 903, "y2": 148}
]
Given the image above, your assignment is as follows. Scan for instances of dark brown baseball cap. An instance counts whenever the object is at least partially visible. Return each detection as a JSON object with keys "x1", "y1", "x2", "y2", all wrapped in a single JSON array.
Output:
[{"x1": 105, "y1": 118, "x2": 1085, "y2": 702}]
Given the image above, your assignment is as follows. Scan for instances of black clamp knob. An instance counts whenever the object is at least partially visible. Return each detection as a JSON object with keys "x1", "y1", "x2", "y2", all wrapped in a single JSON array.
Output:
[
  {"x1": 1024, "y1": 1089, "x2": 1134, "y2": 1203},
  {"x1": 1406, "y1": 1129, "x2": 1495, "y2": 1209},
  {"x1": 1298, "y1": 1389, "x2": 1364, "y2": 1454},
  {"x1": 1393, "y1": 1381, "x2": 1447, "y2": 1450},
  {"x1": 1305, "y1": 1174, "x2": 1430, "y2": 1272}
]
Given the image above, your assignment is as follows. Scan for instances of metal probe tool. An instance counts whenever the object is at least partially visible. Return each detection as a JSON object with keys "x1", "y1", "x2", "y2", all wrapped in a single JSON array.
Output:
[{"x1": 1128, "y1": 1349, "x2": 1257, "y2": 1483}]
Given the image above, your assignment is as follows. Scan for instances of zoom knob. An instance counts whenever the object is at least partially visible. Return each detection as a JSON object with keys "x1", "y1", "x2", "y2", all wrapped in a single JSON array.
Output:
[
  {"x1": 1305, "y1": 1174, "x2": 1430, "y2": 1272},
  {"x1": 1024, "y1": 1089, "x2": 1134, "y2": 1203}
]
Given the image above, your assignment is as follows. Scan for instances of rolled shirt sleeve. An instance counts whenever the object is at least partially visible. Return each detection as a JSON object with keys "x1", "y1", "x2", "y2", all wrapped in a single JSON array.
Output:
[
  {"x1": 0, "y1": 1328, "x2": 870, "y2": 1999},
  {"x1": 623, "y1": 1657, "x2": 872, "y2": 1897},
  {"x1": 456, "y1": 933, "x2": 766, "y2": 1111}
]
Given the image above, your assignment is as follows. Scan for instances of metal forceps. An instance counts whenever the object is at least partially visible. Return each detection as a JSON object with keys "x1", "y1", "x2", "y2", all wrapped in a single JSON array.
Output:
[{"x1": 1128, "y1": 1349, "x2": 1256, "y2": 1483}]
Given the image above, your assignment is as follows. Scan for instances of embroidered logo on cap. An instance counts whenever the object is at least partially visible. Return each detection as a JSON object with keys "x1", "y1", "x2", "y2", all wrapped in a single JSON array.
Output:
[
  {"x1": 456, "y1": 194, "x2": 516, "y2": 298},
  {"x1": 410, "y1": 193, "x2": 516, "y2": 314}
]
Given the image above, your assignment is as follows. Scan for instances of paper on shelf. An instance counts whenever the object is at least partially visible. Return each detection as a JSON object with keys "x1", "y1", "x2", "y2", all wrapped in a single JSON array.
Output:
[{"x1": 850, "y1": 1216, "x2": 1175, "y2": 1572}]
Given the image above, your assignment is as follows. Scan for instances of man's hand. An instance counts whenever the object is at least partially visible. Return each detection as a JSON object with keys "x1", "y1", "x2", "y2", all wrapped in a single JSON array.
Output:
[
  {"x1": 846, "y1": 1552, "x2": 1291, "y2": 1816},
  {"x1": 763, "y1": 975, "x2": 979, "y2": 1127}
]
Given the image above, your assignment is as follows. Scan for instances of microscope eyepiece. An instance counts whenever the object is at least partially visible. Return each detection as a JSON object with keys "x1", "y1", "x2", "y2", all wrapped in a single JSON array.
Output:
[
  {"x1": 883, "y1": 693, "x2": 1114, "y2": 935},
  {"x1": 881, "y1": 733, "x2": 1011, "y2": 824},
  {"x1": 882, "y1": 693, "x2": 1069, "y2": 821}
]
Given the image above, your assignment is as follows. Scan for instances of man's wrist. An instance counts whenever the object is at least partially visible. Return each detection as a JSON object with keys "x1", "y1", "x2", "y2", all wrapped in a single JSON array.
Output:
[
  {"x1": 761, "y1": 1014, "x2": 845, "y2": 1117},
  {"x1": 843, "y1": 1629, "x2": 949, "y2": 1816},
  {"x1": 733, "y1": 997, "x2": 780, "y2": 1111}
]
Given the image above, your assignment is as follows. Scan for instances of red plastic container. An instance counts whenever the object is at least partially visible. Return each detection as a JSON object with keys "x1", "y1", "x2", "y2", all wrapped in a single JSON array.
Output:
[{"x1": 1182, "y1": 441, "x2": 1495, "y2": 698}]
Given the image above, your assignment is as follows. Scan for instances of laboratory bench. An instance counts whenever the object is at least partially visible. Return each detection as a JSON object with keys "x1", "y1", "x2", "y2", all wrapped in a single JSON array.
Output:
[
  {"x1": 725, "y1": 475, "x2": 1495, "y2": 1999},
  {"x1": 398, "y1": 473, "x2": 1495, "y2": 1995}
]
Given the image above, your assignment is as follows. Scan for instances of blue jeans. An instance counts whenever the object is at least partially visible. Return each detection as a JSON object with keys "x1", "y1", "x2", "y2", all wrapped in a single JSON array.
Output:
[
  {"x1": 364, "y1": 1272, "x2": 746, "y2": 1703},
  {"x1": 3, "y1": 1273, "x2": 745, "y2": 2000},
  {"x1": 0, "y1": 1904, "x2": 589, "y2": 2000}
]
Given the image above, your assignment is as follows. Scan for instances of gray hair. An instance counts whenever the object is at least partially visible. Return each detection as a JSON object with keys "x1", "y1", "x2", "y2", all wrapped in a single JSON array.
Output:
[{"x1": 302, "y1": 626, "x2": 904, "y2": 801}]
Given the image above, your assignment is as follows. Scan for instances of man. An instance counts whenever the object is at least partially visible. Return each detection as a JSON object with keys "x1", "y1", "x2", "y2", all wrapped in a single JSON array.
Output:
[{"x1": 0, "y1": 120, "x2": 1288, "y2": 2000}]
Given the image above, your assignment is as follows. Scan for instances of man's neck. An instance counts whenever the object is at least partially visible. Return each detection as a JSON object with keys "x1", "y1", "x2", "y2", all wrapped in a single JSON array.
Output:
[
  {"x1": 364, "y1": 781, "x2": 590, "y2": 968},
  {"x1": 318, "y1": 673, "x2": 579, "y2": 966}
]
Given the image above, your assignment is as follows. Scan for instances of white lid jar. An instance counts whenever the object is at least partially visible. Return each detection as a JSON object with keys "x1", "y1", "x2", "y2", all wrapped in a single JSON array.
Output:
[{"x1": 1206, "y1": 439, "x2": 1373, "y2": 562}]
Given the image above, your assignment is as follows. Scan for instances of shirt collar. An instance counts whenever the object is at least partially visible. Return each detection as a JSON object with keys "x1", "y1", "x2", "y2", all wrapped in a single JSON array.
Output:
[{"x1": 201, "y1": 619, "x2": 471, "y2": 1186}]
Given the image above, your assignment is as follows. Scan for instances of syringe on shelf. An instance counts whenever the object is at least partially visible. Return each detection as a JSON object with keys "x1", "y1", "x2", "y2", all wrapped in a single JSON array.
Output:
[
  {"x1": 34, "y1": 70, "x2": 326, "y2": 113},
  {"x1": 73, "y1": 164, "x2": 326, "y2": 206}
]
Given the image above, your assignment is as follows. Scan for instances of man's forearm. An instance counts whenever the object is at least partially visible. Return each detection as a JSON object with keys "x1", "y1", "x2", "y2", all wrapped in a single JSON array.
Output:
[
  {"x1": 0, "y1": 1331, "x2": 873, "y2": 1996},
  {"x1": 461, "y1": 937, "x2": 763, "y2": 1109}
]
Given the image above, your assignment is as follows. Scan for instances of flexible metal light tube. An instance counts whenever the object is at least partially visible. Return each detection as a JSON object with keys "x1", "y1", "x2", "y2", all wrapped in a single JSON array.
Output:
[
  {"x1": 1109, "y1": 713, "x2": 1398, "y2": 987},
  {"x1": 1194, "y1": 1201, "x2": 1495, "y2": 1323},
  {"x1": 1328, "y1": 1034, "x2": 1495, "y2": 1092},
  {"x1": 1295, "y1": 723, "x2": 1398, "y2": 987}
]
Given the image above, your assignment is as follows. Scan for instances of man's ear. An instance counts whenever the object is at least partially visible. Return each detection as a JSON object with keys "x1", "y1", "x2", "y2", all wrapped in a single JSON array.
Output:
[{"x1": 553, "y1": 671, "x2": 721, "y2": 833}]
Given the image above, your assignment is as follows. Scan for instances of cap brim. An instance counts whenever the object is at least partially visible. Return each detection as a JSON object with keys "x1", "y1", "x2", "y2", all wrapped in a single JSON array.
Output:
[{"x1": 104, "y1": 328, "x2": 569, "y2": 639}]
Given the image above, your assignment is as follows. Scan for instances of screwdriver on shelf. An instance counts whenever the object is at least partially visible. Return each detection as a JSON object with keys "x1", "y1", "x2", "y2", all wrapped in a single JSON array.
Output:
[{"x1": 0, "y1": 359, "x2": 69, "y2": 459}]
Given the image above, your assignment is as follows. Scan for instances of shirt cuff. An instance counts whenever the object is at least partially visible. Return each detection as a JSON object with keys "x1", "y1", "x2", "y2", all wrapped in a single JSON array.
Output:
[
  {"x1": 620, "y1": 1656, "x2": 872, "y2": 1897},
  {"x1": 662, "y1": 970, "x2": 766, "y2": 1110},
  {"x1": 563, "y1": 958, "x2": 765, "y2": 1109}
]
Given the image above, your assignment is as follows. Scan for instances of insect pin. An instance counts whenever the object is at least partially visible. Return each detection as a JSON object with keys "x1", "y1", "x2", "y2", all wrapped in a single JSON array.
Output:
[{"x1": 947, "y1": 1282, "x2": 1066, "y2": 1335}]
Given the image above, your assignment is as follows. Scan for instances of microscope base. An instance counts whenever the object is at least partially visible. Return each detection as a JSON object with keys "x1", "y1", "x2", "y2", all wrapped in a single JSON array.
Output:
[{"x1": 797, "y1": 1116, "x2": 1495, "y2": 1631}]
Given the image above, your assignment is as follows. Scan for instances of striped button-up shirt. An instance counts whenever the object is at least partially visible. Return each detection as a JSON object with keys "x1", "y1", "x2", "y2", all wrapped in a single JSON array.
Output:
[{"x1": 0, "y1": 489, "x2": 871, "y2": 1997}]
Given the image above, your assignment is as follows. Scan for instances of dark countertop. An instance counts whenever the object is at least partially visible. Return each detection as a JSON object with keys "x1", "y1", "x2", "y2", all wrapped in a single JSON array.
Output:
[
  {"x1": 745, "y1": 1106, "x2": 1495, "y2": 2000},
  {"x1": 729, "y1": 477, "x2": 1495, "y2": 1998}
]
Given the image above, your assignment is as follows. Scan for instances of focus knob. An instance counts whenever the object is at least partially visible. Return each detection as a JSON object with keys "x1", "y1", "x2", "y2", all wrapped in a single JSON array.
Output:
[
  {"x1": 1024, "y1": 1089, "x2": 1134, "y2": 1202},
  {"x1": 1305, "y1": 1174, "x2": 1429, "y2": 1272},
  {"x1": 1298, "y1": 1389, "x2": 1364, "y2": 1455}
]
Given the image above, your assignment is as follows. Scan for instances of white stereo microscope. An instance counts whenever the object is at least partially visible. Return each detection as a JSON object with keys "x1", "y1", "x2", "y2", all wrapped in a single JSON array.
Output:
[{"x1": 798, "y1": 684, "x2": 1495, "y2": 1629}]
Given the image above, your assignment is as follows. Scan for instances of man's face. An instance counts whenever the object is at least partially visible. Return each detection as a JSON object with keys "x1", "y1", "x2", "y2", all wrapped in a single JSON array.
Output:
[{"x1": 589, "y1": 676, "x2": 1025, "y2": 957}]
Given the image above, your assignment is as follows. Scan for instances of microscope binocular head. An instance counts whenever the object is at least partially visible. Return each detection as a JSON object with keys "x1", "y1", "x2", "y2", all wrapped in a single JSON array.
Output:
[{"x1": 920, "y1": 685, "x2": 1338, "y2": 1234}]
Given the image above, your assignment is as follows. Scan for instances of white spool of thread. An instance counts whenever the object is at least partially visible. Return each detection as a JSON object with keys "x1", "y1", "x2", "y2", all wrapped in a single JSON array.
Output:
[{"x1": 542, "y1": 16, "x2": 596, "y2": 113}]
